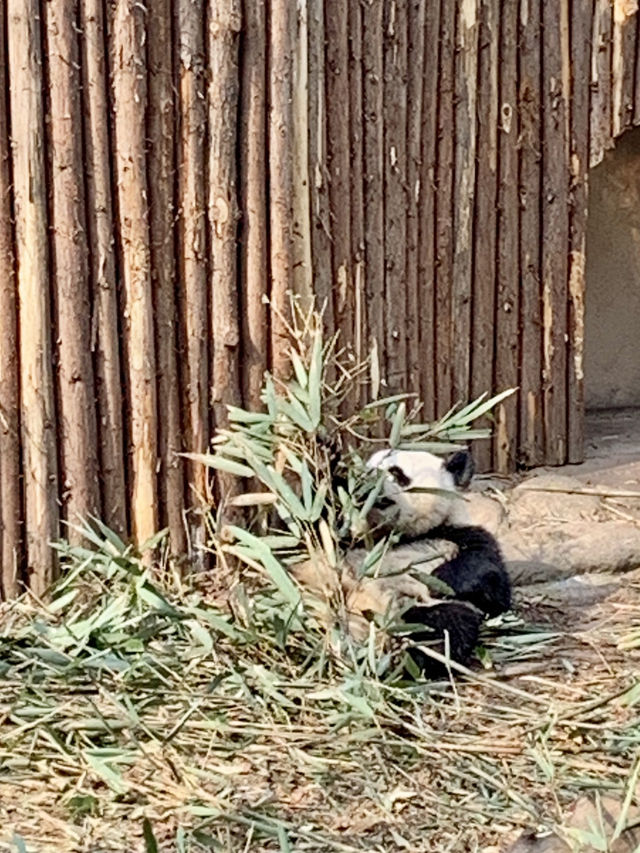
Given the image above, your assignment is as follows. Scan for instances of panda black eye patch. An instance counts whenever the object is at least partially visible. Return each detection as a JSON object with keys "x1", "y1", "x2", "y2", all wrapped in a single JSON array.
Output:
[
  {"x1": 373, "y1": 496, "x2": 395, "y2": 511},
  {"x1": 387, "y1": 465, "x2": 412, "y2": 489}
]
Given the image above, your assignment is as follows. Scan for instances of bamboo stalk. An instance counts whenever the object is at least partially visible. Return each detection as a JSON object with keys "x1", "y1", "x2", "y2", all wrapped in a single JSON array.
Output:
[
  {"x1": 268, "y1": 0, "x2": 295, "y2": 380},
  {"x1": 111, "y1": 0, "x2": 158, "y2": 544},
  {"x1": 239, "y1": 0, "x2": 268, "y2": 410},
  {"x1": 46, "y1": 0, "x2": 100, "y2": 535},
  {"x1": 176, "y1": 0, "x2": 210, "y2": 530},
  {"x1": 208, "y1": 0, "x2": 242, "y2": 504},
  {"x1": 0, "y1": 0, "x2": 21, "y2": 597},
  {"x1": 147, "y1": 0, "x2": 187, "y2": 556},
  {"x1": 8, "y1": 0, "x2": 59, "y2": 593},
  {"x1": 81, "y1": 0, "x2": 127, "y2": 534}
]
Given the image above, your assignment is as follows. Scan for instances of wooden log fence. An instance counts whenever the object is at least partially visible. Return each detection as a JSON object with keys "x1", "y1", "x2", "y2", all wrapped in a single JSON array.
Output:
[{"x1": 0, "y1": 0, "x2": 639, "y2": 594}]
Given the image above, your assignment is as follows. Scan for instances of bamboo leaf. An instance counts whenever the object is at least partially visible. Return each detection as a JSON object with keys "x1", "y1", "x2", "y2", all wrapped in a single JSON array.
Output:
[
  {"x1": 226, "y1": 526, "x2": 302, "y2": 607},
  {"x1": 182, "y1": 452, "x2": 254, "y2": 478}
]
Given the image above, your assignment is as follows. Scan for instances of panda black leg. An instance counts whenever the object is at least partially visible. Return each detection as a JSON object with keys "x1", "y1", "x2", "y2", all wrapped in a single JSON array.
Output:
[
  {"x1": 402, "y1": 602, "x2": 482, "y2": 677},
  {"x1": 432, "y1": 556, "x2": 511, "y2": 618}
]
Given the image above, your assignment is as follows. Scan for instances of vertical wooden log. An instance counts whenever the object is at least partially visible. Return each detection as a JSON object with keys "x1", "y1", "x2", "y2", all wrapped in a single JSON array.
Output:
[
  {"x1": 417, "y1": 0, "x2": 441, "y2": 421},
  {"x1": 452, "y1": 0, "x2": 479, "y2": 409},
  {"x1": 383, "y1": 0, "x2": 408, "y2": 395},
  {"x1": 111, "y1": 0, "x2": 158, "y2": 543},
  {"x1": 349, "y1": 0, "x2": 366, "y2": 379},
  {"x1": 292, "y1": 0, "x2": 313, "y2": 308},
  {"x1": 147, "y1": 0, "x2": 186, "y2": 555},
  {"x1": 268, "y1": 0, "x2": 295, "y2": 378},
  {"x1": 176, "y1": 0, "x2": 209, "y2": 514},
  {"x1": 494, "y1": 0, "x2": 519, "y2": 472},
  {"x1": 239, "y1": 0, "x2": 268, "y2": 409},
  {"x1": 590, "y1": 0, "x2": 613, "y2": 166},
  {"x1": 405, "y1": 0, "x2": 425, "y2": 397},
  {"x1": 567, "y1": 0, "x2": 592, "y2": 464},
  {"x1": 612, "y1": 0, "x2": 638, "y2": 137},
  {"x1": 362, "y1": 0, "x2": 385, "y2": 394},
  {"x1": 434, "y1": 0, "x2": 455, "y2": 415},
  {"x1": 325, "y1": 0, "x2": 352, "y2": 354},
  {"x1": 0, "y1": 0, "x2": 21, "y2": 597},
  {"x1": 81, "y1": 0, "x2": 127, "y2": 533},
  {"x1": 46, "y1": 0, "x2": 100, "y2": 534},
  {"x1": 541, "y1": 0, "x2": 570, "y2": 465},
  {"x1": 308, "y1": 0, "x2": 334, "y2": 334},
  {"x1": 518, "y1": 0, "x2": 544, "y2": 467},
  {"x1": 208, "y1": 0, "x2": 242, "y2": 499},
  {"x1": 634, "y1": 5, "x2": 640, "y2": 122},
  {"x1": 8, "y1": 0, "x2": 59, "y2": 592},
  {"x1": 470, "y1": 0, "x2": 499, "y2": 472}
]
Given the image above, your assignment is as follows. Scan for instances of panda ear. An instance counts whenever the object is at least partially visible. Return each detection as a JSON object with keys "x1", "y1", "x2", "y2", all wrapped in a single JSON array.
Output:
[{"x1": 444, "y1": 450, "x2": 475, "y2": 489}]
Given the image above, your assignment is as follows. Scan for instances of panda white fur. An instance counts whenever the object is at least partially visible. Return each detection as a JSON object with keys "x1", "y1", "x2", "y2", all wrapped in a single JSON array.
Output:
[{"x1": 291, "y1": 448, "x2": 511, "y2": 677}]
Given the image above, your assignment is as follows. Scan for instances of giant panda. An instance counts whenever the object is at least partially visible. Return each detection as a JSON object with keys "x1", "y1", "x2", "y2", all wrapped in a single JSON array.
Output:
[
  {"x1": 361, "y1": 447, "x2": 511, "y2": 675},
  {"x1": 291, "y1": 447, "x2": 511, "y2": 678}
]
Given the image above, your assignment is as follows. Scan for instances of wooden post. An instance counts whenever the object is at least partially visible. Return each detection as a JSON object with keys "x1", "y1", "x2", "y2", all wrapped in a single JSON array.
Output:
[
  {"x1": 494, "y1": 0, "x2": 519, "y2": 472},
  {"x1": 362, "y1": 0, "x2": 385, "y2": 395},
  {"x1": 590, "y1": 0, "x2": 613, "y2": 167},
  {"x1": 435, "y1": 0, "x2": 455, "y2": 415},
  {"x1": 46, "y1": 0, "x2": 100, "y2": 535},
  {"x1": 0, "y1": 0, "x2": 21, "y2": 597},
  {"x1": 383, "y1": 0, "x2": 408, "y2": 394},
  {"x1": 470, "y1": 0, "x2": 499, "y2": 472},
  {"x1": 325, "y1": 0, "x2": 352, "y2": 358},
  {"x1": 348, "y1": 0, "x2": 365, "y2": 386},
  {"x1": 268, "y1": 0, "x2": 295, "y2": 379},
  {"x1": 81, "y1": 0, "x2": 127, "y2": 534},
  {"x1": 405, "y1": 0, "x2": 426, "y2": 397},
  {"x1": 541, "y1": 0, "x2": 570, "y2": 465},
  {"x1": 292, "y1": 0, "x2": 313, "y2": 309},
  {"x1": 176, "y1": 0, "x2": 210, "y2": 526},
  {"x1": 111, "y1": 0, "x2": 158, "y2": 544},
  {"x1": 8, "y1": 0, "x2": 59, "y2": 592},
  {"x1": 567, "y1": 0, "x2": 592, "y2": 464},
  {"x1": 208, "y1": 0, "x2": 243, "y2": 503},
  {"x1": 518, "y1": 0, "x2": 544, "y2": 468},
  {"x1": 147, "y1": 0, "x2": 187, "y2": 555},
  {"x1": 239, "y1": 0, "x2": 268, "y2": 410},
  {"x1": 417, "y1": 0, "x2": 441, "y2": 421},
  {"x1": 452, "y1": 0, "x2": 479, "y2": 410},
  {"x1": 308, "y1": 0, "x2": 334, "y2": 337}
]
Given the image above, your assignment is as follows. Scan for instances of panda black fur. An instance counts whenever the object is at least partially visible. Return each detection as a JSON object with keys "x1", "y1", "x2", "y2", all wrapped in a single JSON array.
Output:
[{"x1": 363, "y1": 448, "x2": 511, "y2": 675}]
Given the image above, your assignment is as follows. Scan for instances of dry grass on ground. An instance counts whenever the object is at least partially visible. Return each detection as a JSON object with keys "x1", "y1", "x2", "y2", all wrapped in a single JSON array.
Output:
[{"x1": 1, "y1": 546, "x2": 640, "y2": 853}]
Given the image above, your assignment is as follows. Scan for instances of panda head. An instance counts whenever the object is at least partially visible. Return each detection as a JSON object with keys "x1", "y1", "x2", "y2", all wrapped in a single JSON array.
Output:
[{"x1": 365, "y1": 448, "x2": 474, "y2": 535}]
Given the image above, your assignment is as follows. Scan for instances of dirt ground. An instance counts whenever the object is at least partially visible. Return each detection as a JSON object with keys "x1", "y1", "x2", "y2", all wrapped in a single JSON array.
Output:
[{"x1": 474, "y1": 409, "x2": 640, "y2": 852}]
